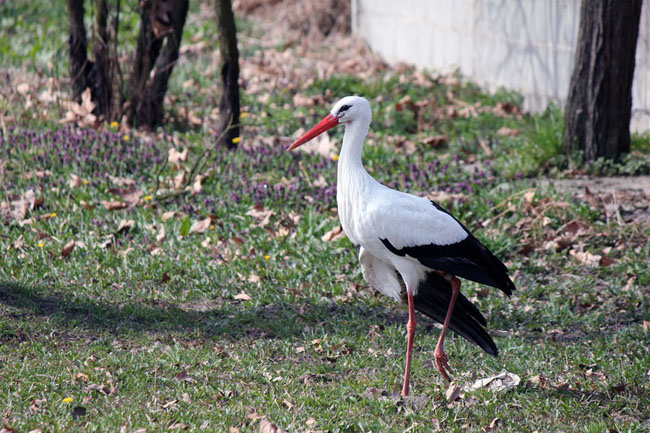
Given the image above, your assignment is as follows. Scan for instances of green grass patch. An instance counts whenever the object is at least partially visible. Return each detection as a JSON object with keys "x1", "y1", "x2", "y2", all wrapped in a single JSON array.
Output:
[{"x1": 2, "y1": 120, "x2": 649, "y2": 431}]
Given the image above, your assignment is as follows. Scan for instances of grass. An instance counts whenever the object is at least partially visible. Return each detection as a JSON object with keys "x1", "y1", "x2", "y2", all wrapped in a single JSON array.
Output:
[{"x1": 1, "y1": 1, "x2": 650, "y2": 432}]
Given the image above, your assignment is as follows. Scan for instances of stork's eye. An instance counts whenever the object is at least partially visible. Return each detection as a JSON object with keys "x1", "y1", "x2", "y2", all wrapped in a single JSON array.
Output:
[{"x1": 337, "y1": 104, "x2": 352, "y2": 115}]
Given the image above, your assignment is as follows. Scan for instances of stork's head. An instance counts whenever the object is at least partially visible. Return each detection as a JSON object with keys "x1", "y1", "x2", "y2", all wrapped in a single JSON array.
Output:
[{"x1": 288, "y1": 96, "x2": 371, "y2": 150}]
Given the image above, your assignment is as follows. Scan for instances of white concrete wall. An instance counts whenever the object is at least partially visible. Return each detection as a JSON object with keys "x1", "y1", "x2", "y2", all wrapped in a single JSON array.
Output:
[{"x1": 351, "y1": 0, "x2": 650, "y2": 132}]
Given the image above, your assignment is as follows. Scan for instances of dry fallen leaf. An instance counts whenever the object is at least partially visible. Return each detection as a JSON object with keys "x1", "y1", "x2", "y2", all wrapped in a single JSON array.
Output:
[
  {"x1": 246, "y1": 203, "x2": 274, "y2": 226},
  {"x1": 445, "y1": 382, "x2": 462, "y2": 401},
  {"x1": 497, "y1": 126, "x2": 521, "y2": 136},
  {"x1": 174, "y1": 171, "x2": 186, "y2": 190},
  {"x1": 108, "y1": 175, "x2": 135, "y2": 187},
  {"x1": 484, "y1": 417, "x2": 501, "y2": 431},
  {"x1": 1, "y1": 190, "x2": 36, "y2": 222},
  {"x1": 246, "y1": 410, "x2": 263, "y2": 422},
  {"x1": 468, "y1": 371, "x2": 521, "y2": 392},
  {"x1": 585, "y1": 368, "x2": 606, "y2": 382},
  {"x1": 61, "y1": 88, "x2": 97, "y2": 128},
  {"x1": 478, "y1": 138, "x2": 492, "y2": 156},
  {"x1": 156, "y1": 225, "x2": 166, "y2": 243},
  {"x1": 234, "y1": 291, "x2": 252, "y2": 301},
  {"x1": 599, "y1": 255, "x2": 615, "y2": 267},
  {"x1": 395, "y1": 94, "x2": 416, "y2": 112},
  {"x1": 422, "y1": 135, "x2": 449, "y2": 148},
  {"x1": 493, "y1": 101, "x2": 521, "y2": 117},
  {"x1": 168, "y1": 147, "x2": 188, "y2": 165},
  {"x1": 259, "y1": 419, "x2": 289, "y2": 433},
  {"x1": 61, "y1": 239, "x2": 75, "y2": 258},
  {"x1": 102, "y1": 200, "x2": 127, "y2": 211},
  {"x1": 73, "y1": 372, "x2": 88, "y2": 382},
  {"x1": 12, "y1": 235, "x2": 25, "y2": 249},
  {"x1": 192, "y1": 176, "x2": 203, "y2": 194},
  {"x1": 187, "y1": 111, "x2": 202, "y2": 127},
  {"x1": 16, "y1": 82, "x2": 30, "y2": 94},
  {"x1": 162, "y1": 400, "x2": 178, "y2": 409},
  {"x1": 523, "y1": 189, "x2": 536, "y2": 203},
  {"x1": 247, "y1": 274, "x2": 262, "y2": 285},
  {"x1": 623, "y1": 276, "x2": 636, "y2": 292},
  {"x1": 116, "y1": 219, "x2": 135, "y2": 234},
  {"x1": 161, "y1": 211, "x2": 176, "y2": 221},
  {"x1": 68, "y1": 174, "x2": 84, "y2": 188},
  {"x1": 392, "y1": 136, "x2": 416, "y2": 154},
  {"x1": 547, "y1": 235, "x2": 574, "y2": 252},
  {"x1": 528, "y1": 374, "x2": 548, "y2": 388},
  {"x1": 98, "y1": 235, "x2": 115, "y2": 249},
  {"x1": 584, "y1": 187, "x2": 599, "y2": 209},
  {"x1": 321, "y1": 225, "x2": 345, "y2": 242},
  {"x1": 563, "y1": 220, "x2": 589, "y2": 236},
  {"x1": 282, "y1": 398, "x2": 294, "y2": 411},
  {"x1": 189, "y1": 217, "x2": 211, "y2": 234},
  {"x1": 569, "y1": 248, "x2": 602, "y2": 267},
  {"x1": 293, "y1": 93, "x2": 320, "y2": 107},
  {"x1": 313, "y1": 174, "x2": 328, "y2": 188},
  {"x1": 175, "y1": 370, "x2": 198, "y2": 384},
  {"x1": 108, "y1": 184, "x2": 143, "y2": 206}
]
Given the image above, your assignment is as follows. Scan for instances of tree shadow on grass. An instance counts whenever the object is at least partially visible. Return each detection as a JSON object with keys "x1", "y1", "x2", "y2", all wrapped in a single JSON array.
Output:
[{"x1": 0, "y1": 279, "x2": 414, "y2": 343}]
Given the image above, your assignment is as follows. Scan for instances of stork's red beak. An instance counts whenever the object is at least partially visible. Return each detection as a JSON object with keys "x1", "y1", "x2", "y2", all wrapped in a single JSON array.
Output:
[{"x1": 288, "y1": 114, "x2": 339, "y2": 150}]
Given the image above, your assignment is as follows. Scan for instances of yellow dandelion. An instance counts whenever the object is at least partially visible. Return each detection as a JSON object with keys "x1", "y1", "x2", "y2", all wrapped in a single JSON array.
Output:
[
  {"x1": 264, "y1": 255, "x2": 270, "y2": 260},
  {"x1": 83, "y1": 179, "x2": 89, "y2": 185},
  {"x1": 240, "y1": 112, "x2": 248, "y2": 119},
  {"x1": 209, "y1": 225, "x2": 215, "y2": 230},
  {"x1": 37, "y1": 242, "x2": 44, "y2": 248},
  {"x1": 232, "y1": 137, "x2": 241, "y2": 144},
  {"x1": 110, "y1": 121, "x2": 119, "y2": 128},
  {"x1": 331, "y1": 154, "x2": 339, "y2": 161},
  {"x1": 63, "y1": 397, "x2": 73, "y2": 404},
  {"x1": 144, "y1": 195, "x2": 153, "y2": 201},
  {"x1": 123, "y1": 134, "x2": 130, "y2": 141},
  {"x1": 50, "y1": 212, "x2": 57, "y2": 218}
]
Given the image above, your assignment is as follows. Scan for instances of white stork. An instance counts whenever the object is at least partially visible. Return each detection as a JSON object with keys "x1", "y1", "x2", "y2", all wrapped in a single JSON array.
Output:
[{"x1": 288, "y1": 96, "x2": 515, "y2": 396}]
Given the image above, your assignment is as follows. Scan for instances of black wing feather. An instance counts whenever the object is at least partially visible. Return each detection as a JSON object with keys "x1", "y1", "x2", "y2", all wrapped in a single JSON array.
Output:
[{"x1": 382, "y1": 200, "x2": 516, "y2": 296}]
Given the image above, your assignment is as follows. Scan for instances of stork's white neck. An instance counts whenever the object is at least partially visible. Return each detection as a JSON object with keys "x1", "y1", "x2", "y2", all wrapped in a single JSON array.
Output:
[
  {"x1": 338, "y1": 119, "x2": 369, "y2": 169},
  {"x1": 336, "y1": 117, "x2": 377, "y2": 245}
]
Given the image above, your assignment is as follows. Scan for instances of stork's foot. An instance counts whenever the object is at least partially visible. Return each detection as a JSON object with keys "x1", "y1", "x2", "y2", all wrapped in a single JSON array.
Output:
[
  {"x1": 431, "y1": 271, "x2": 460, "y2": 382},
  {"x1": 434, "y1": 345, "x2": 452, "y2": 382}
]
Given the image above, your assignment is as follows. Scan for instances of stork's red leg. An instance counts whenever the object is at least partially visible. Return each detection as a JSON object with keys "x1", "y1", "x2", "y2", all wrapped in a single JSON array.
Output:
[
  {"x1": 434, "y1": 274, "x2": 461, "y2": 381},
  {"x1": 401, "y1": 292, "x2": 417, "y2": 396}
]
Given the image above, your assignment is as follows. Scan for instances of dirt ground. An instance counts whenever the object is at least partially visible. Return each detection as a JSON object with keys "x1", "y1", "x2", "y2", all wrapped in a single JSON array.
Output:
[{"x1": 539, "y1": 175, "x2": 650, "y2": 224}]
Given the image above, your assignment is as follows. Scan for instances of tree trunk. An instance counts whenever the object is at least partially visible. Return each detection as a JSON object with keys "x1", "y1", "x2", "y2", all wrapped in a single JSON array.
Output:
[
  {"x1": 66, "y1": 0, "x2": 114, "y2": 119},
  {"x1": 90, "y1": 0, "x2": 113, "y2": 118},
  {"x1": 564, "y1": 0, "x2": 643, "y2": 162},
  {"x1": 111, "y1": 0, "x2": 124, "y2": 119},
  {"x1": 128, "y1": 0, "x2": 188, "y2": 128},
  {"x1": 128, "y1": 0, "x2": 165, "y2": 127},
  {"x1": 215, "y1": 0, "x2": 240, "y2": 149},
  {"x1": 149, "y1": 0, "x2": 189, "y2": 126},
  {"x1": 66, "y1": 0, "x2": 90, "y2": 102}
]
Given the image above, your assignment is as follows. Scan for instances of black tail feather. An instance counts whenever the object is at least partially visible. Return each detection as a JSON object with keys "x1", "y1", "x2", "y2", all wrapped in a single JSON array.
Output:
[{"x1": 411, "y1": 272, "x2": 498, "y2": 356}]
